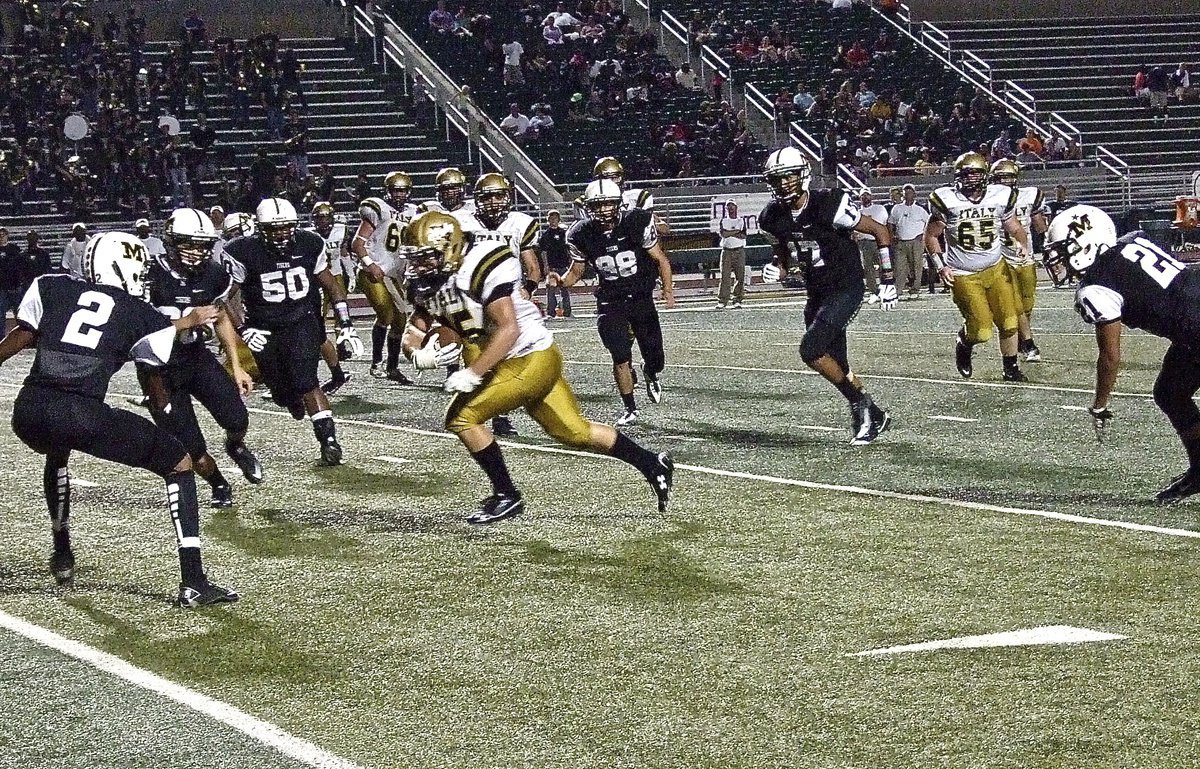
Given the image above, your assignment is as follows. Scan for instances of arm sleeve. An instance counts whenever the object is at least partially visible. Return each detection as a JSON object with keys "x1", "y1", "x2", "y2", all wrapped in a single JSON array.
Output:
[
  {"x1": 829, "y1": 190, "x2": 863, "y2": 230},
  {"x1": 130, "y1": 312, "x2": 176, "y2": 366},
  {"x1": 1074, "y1": 284, "x2": 1124, "y2": 325},
  {"x1": 16, "y1": 277, "x2": 44, "y2": 330}
]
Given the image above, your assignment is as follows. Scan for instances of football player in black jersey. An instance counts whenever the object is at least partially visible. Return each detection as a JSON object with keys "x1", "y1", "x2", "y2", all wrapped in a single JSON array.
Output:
[
  {"x1": 144, "y1": 208, "x2": 263, "y2": 507},
  {"x1": 223, "y1": 198, "x2": 364, "y2": 466},
  {"x1": 562, "y1": 179, "x2": 675, "y2": 426},
  {"x1": 758, "y1": 147, "x2": 896, "y2": 445},
  {"x1": 1045, "y1": 205, "x2": 1200, "y2": 503},
  {"x1": 0, "y1": 232, "x2": 238, "y2": 607}
]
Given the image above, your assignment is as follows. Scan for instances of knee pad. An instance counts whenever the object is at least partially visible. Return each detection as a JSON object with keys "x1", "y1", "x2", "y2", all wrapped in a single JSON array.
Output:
[
  {"x1": 1154, "y1": 377, "x2": 1200, "y2": 433},
  {"x1": 799, "y1": 323, "x2": 836, "y2": 364}
]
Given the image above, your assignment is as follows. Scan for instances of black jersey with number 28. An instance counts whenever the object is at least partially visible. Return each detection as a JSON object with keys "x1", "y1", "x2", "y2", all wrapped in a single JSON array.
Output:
[
  {"x1": 1075, "y1": 232, "x2": 1200, "y2": 342},
  {"x1": 15, "y1": 275, "x2": 176, "y2": 399},
  {"x1": 222, "y1": 230, "x2": 327, "y2": 328},
  {"x1": 146, "y1": 256, "x2": 234, "y2": 348},
  {"x1": 566, "y1": 208, "x2": 660, "y2": 302}
]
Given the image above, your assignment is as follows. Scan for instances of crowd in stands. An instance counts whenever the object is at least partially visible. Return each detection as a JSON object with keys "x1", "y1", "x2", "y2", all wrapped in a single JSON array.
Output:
[
  {"x1": 1132, "y1": 63, "x2": 1195, "y2": 125},
  {"x1": 0, "y1": 0, "x2": 330, "y2": 226},
  {"x1": 407, "y1": 0, "x2": 762, "y2": 182}
]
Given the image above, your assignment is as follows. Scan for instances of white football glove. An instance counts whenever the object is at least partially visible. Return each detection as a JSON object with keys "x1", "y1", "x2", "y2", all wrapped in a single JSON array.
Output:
[
  {"x1": 335, "y1": 326, "x2": 364, "y2": 359},
  {"x1": 240, "y1": 327, "x2": 271, "y2": 352},
  {"x1": 444, "y1": 368, "x2": 484, "y2": 394},
  {"x1": 877, "y1": 282, "x2": 898, "y2": 311},
  {"x1": 761, "y1": 263, "x2": 781, "y2": 283},
  {"x1": 411, "y1": 338, "x2": 463, "y2": 370}
]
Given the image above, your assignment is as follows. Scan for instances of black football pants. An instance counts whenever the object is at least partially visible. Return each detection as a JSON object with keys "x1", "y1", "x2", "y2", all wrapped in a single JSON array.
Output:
[
  {"x1": 1154, "y1": 342, "x2": 1200, "y2": 435},
  {"x1": 152, "y1": 347, "x2": 249, "y2": 459},
  {"x1": 800, "y1": 286, "x2": 862, "y2": 372},
  {"x1": 597, "y1": 295, "x2": 665, "y2": 377}
]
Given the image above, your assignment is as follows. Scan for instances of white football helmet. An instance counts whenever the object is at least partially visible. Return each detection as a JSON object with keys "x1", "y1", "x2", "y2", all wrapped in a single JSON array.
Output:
[
  {"x1": 222, "y1": 211, "x2": 256, "y2": 240},
  {"x1": 764, "y1": 146, "x2": 812, "y2": 202},
  {"x1": 1044, "y1": 204, "x2": 1117, "y2": 276},
  {"x1": 583, "y1": 179, "x2": 622, "y2": 228},
  {"x1": 255, "y1": 197, "x2": 299, "y2": 249},
  {"x1": 164, "y1": 208, "x2": 218, "y2": 273},
  {"x1": 81, "y1": 232, "x2": 151, "y2": 298}
]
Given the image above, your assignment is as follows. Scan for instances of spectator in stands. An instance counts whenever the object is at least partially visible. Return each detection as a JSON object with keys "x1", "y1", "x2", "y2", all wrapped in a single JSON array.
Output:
[
  {"x1": 1064, "y1": 139, "x2": 1083, "y2": 164},
  {"x1": 21, "y1": 230, "x2": 50, "y2": 289},
  {"x1": 1171, "y1": 63, "x2": 1193, "y2": 103},
  {"x1": 1132, "y1": 65, "x2": 1150, "y2": 101},
  {"x1": 283, "y1": 111, "x2": 310, "y2": 179},
  {"x1": 544, "y1": 4, "x2": 581, "y2": 32},
  {"x1": 914, "y1": 148, "x2": 939, "y2": 175},
  {"x1": 675, "y1": 63, "x2": 698, "y2": 91},
  {"x1": 502, "y1": 37, "x2": 525, "y2": 86},
  {"x1": 429, "y1": 1, "x2": 457, "y2": 34},
  {"x1": 136, "y1": 218, "x2": 165, "y2": 258},
  {"x1": 249, "y1": 148, "x2": 277, "y2": 201},
  {"x1": 542, "y1": 19, "x2": 564, "y2": 46},
  {"x1": 845, "y1": 40, "x2": 870, "y2": 69},
  {"x1": 500, "y1": 103, "x2": 532, "y2": 143},
  {"x1": 317, "y1": 165, "x2": 338, "y2": 204},
  {"x1": 352, "y1": 172, "x2": 371, "y2": 205},
  {"x1": 856, "y1": 82, "x2": 877, "y2": 109},
  {"x1": 540, "y1": 210, "x2": 572, "y2": 318},
  {"x1": 1148, "y1": 64, "x2": 1170, "y2": 124},
  {"x1": 793, "y1": 84, "x2": 815, "y2": 113},
  {"x1": 1014, "y1": 146, "x2": 1045, "y2": 170},
  {"x1": 990, "y1": 129, "x2": 1013, "y2": 160},
  {"x1": 1044, "y1": 133, "x2": 1067, "y2": 162},
  {"x1": 528, "y1": 106, "x2": 555, "y2": 140},
  {"x1": 1016, "y1": 129, "x2": 1043, "y2": 157},
  {"x1": 581, "y1": 16, "x2": 606, "y2": 43},
  {"x1": 183, "y1": 9, "x2": 206, "y2": 47},
  {"x1": 830, "y1": 0, "x2": 854, "y2": 13},
  {"x1": 62, "y1": 223, "x2": 88, "y2": 276},
  {"x1": 0, "y1": 227, "x2": 22, "y2": 325}
]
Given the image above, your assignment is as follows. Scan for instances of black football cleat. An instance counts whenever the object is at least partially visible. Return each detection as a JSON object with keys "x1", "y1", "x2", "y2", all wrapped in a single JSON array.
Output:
[
  {"x1": 853, "y1": 398, "x2": 891, "y2": 446},
  {"x1": 49, "y1": 549, "x2": 75, "y2": 588},
  {"x1": 849, "y1": 397, "x2": 874, "y2": 445},
  {"x1": 1156, "y1": 469, "x2": 1200, "y2": 505},
  {"x1": 321, "y1": 369, "x2": 352, "y2": 395},
  {"x1": 1002, "y1": 368, "x2": 1028, "y2": 383},
  {"x1": 386, "y1": 368, "x2": 414, "y2": 385},
  {"x1": 319, "y1": 436, "x2": 343, "y2": 467},
  {"x1": 649, "y1": 452, "x2": 674, "y2": 512},
  {"x1": 955, "y1": 334, "x2": 973, "y2": 379},
  {"x1": 492, "y1": 416, "x2": 518, "y2": 437},
  {"x1": 643, "y1": 363, "x2": 662, "y2": 404},
  {"x1": 225, "y1": 442, "x2": 264, "y2": 484},
  {"x1": 467, "y1": 493, "x2": 525, "y2": 525},
  {"x1": 211, "y1": 483, "x2": 234, "y2": 508},
  {"x1": 178, "y1": 578, "x2": 240, "y2": 608}
]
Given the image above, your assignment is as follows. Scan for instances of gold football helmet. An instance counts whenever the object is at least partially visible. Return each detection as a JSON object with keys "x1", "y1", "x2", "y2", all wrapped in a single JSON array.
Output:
[
  {"x1": 989, "y1": 158, "x2": 1020, "y2": 187},
  {"x1": 593, "y1": 156, "x2": 625, "y2": 185},
  {"x1": 953, "y1": 152, "x2": 990, "y2": 199},
  {"x1": 435, "y1": 167, "x2": 468, "y2": 210},
  {"x1": 403, "y1": 210, "x2": 466, "y2": 297},
  {"x1": 384, "y1": 171, "x2": 412, "y2": 207},
  {"x1": 311, "y1": 201, "x2": 335, "y2": 236},
  {"x1": 474, "y1": 172, "x2": 512, "y2": 230}
]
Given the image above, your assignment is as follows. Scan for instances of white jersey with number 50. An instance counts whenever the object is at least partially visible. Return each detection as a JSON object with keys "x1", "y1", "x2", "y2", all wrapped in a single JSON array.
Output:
[{"x1": 929, "y1": 184, "x2": 1017, "y2": 274}]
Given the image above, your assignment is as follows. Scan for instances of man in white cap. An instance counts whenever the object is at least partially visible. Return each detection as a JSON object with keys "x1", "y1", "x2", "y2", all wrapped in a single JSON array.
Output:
[
  {"x1": 209, "y1": 206, "x2": 225, "y2": 232},
  {"x1": 715, "y1": 199, "x2": 747, "y2": 309},
  {"x1": 61, "y1": 223, "x2": 88, "y2": 276},
  {"x1": 135, "y1": 218, "x2": 165, "y2": 258}
]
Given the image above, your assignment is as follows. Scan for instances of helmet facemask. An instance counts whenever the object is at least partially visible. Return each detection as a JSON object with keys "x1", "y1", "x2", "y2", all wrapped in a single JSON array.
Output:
[
  {"x1": 168, "y1": 233, "x2": 216, "y2": 274},
  {"x1": 437, "y1": 184, "x2": 464, "y2": 210},
  {"x1": 476, "y1": 189, "x2": 511, "y2": 230},
  {"x1": 587, "y1": 198, "x2": 621, "y2": 229},
  {"x1": 313, "y1": 211, "x2": 334, "y2": 237},
  {"x1": 387, "y1": 183, "x2": 411, "y2": 208},
  {"x1": 405, "y1": 247, "x2": 451, "y2": 299},
  {"x1": 766, "y1": 168, "x2": 810, "y2": 203},
  {"x1": 260, "y1": 221, "x2": 296, "y2": 250}
]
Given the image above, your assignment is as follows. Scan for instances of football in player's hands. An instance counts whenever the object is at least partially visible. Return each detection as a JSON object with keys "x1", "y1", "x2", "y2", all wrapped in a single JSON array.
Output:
[
  {"x1": 413, "y1": 328, "x2": 463, "y2": 370},
  {"x1": 762, "y1": 263, "x2": 781, "y2": 283}
]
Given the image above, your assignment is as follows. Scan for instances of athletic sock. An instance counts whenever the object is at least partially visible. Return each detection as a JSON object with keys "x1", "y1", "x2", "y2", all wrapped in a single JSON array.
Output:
[
  {"x1": 44, "y1": 456, "x2": 71, "y2": 553},
  {"x1": 608, "y1": 432, "x2": 661, "y2": 478},
  {"x1": 1002, "y1": 354, "x2": 1020, "y2": 373},
  {"x1": 206, "y1": 465, "x2": 229, "y2": 490},
  {"x1": 386, "y1": 334, "x2": 402, "y2": 371},
  {"x1": 834, "y1": 377, "x2": 865, "y2": 405},
  {"x1": 165, "y1": 470, "x2": 204, "y2": 584},
  {"x1": 371, "y1": 325, "x2": 387, "y2": 365},
  {"x1": 1184, "y1": 435, "x2": 1200, "y2": 470},
  {"x1": 621, "y1": 392, "x2": 637, "y2": 412},
  {"x1": 329, "y1": 363, "x2": 345, "y2": 381},
  {"x1": 470, "y1": 441, "x2": 519, "y2": 497},
  {"x1": 311, "y1": 410, "x2": 337, "y2": 445}
]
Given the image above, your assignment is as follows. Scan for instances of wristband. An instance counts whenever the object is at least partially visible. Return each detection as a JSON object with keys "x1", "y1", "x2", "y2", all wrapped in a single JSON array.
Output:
[
  {"x1": 877, "y1": 245, "x2": 893, "y2": 271},
  {"x1": 333, "y1": 300, "x2": 352, "y2": 328},
  {"x1": 358, "y1": 255, "x2": 375, "y2": 267},
  {"x1": 929, "y1": 252, "x2": 945, "y2": 271},
  {"x1": 523, "y1": 278, "x2": 539, "y2": 294}
]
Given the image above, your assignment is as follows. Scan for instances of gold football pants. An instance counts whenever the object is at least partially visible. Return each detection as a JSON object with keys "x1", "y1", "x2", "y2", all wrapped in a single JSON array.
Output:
[
  {"x1": 359, "y1": 272, "x2": 408, "y2": 333},
  {"x1": 224, "y1": 336, "x2": 262, "y2": 383},
  {"x1": 1008, "y1": 262, "x2": 1037, "y2": 316},
  {"x1": 952, "y1": 260, "x2": 1019, "y2": 344},
  {"x1": 445, "y1": 344, "x2": 592, "y2": 447}
]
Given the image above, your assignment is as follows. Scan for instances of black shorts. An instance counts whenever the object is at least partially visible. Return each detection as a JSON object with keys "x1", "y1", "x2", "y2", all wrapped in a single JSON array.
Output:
[
  {"x1": 799, "y1": 284, "x2": 863, "y2": 364},
  {"x1": 252, "y1": 315, "x2": 324, "y2": 407},
  {"x1": 154, "y1": 347, "x2": 249, "y2": 458},
  {"x1": 596, "y1": 294, "x2": 665, "y2": 373},
  {"x1": 12, "y1": 385, "x2": 187, "y2": 477}
]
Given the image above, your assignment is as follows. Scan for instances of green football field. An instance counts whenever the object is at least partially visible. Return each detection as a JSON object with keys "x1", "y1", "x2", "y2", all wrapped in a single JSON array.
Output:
[{"x1": 2, "y1": 285, "x2": 1199, "y2": 769}]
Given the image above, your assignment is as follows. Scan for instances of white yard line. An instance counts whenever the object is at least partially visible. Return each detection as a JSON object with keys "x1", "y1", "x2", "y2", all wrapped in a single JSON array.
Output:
[
  {"x1": 561, "y1": 360, "x2": 1155, "y2": 399},
  {"x1": 928, "y1": 415, "x2": 979, "y2": 423},
  {"x1": 0, "y1": 610, "x2": 367, "y2": 769},
  {"x1": 371, "y1": 455, "x2": 411, "y2": 464},
  {"x1": 71, "y1": 478, "x2": 100, "y2": 488},
  {"x1": 0, "y1": 382, "x2": 1188, "y2": 541}
]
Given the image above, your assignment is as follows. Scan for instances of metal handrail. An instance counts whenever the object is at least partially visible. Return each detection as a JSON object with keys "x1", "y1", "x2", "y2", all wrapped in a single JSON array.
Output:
[
  {"x1": 787, "y1": 121, "x2": 823, "y2": 166},
  {"x1": 1049, "y1": 112, "x2": 1083, "y2": 151},
  {"x1": 961, "y1": 50, "x2": 992, "y2": 88},
  {"x1": 699, "y1": 44, "x2": 731, "y2": 80},
  {"x1": 1095, "y1": 144, "x2": 1128, "y2": 173},
  {"x1": 837, "y1": 163, "x2": 868, "y2": 192},
  {"x1": 557, "y1": 174, "x2": 762, "y2": 195},
  {"x1": 1003, "y1": 81, "x2": 1037, "y2": 123},
  {"x1": 921, "y1": 22, "x2": 950, "y2": 56},
  {"x1": 660, "y1": 10, "x2": 688, "y2": 49}
]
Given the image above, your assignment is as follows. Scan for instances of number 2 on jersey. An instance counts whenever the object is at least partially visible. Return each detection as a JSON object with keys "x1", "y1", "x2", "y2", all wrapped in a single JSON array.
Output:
[
  {"x1": 61, "y1": 291, "x2": 115, "y2": 349},
  {"x1": 1120, "y1": 237, "x2": 1183, "y2": 289}
]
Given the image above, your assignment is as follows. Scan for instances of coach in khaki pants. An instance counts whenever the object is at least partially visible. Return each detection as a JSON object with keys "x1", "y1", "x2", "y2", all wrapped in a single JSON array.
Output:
[
  {"x1": 716, "y1": 200, "x2": 747, "y2": 309},
  {"x1": 888, "y1": 184, "x2": 930, "y2": 298}
]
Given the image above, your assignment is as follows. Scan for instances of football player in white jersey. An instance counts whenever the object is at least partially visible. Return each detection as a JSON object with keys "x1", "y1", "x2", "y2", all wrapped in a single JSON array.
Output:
[
  {"x1": 572, "y1": 157, "x2": 669, "y2": 235},
  {"x1": 990, "y1": 159, "x2": 1049, "y2": 363},
  {"x1": 399, "y1": 211, "x2": 674, "y2": 525},
  {"x1": 472, "y1": 173, "x2": 542, "y2": 297},
  {"x1": 352, "y1": 171, "x2": 416, "y2": 382},
  {"x1": 306, "y1": 202, "x2": 354, "y2": 393},
  {"x1": 419, "y1": 167, "x2": 484, "y2": 240},
  {"x1": 925, "y1": 152, "x2": 1032, "y2": 382}
]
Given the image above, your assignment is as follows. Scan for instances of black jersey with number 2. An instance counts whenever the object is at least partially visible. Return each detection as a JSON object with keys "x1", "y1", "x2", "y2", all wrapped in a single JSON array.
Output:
[
  {"x1": 15, "y1": 275, "x2": 175, "y2": 399},
  {"x1": 566, "y1": 208, "x2": 660, "y2": 302},
  {"x1": 759, "y1": 188, "x2": 865, "y2": 292},
  {"x1": 146, "y1": 256, "x2": 234, "y2": 348},
  {"x1": 1075, "y1": 232, "x2": 1200, "y2": 342},
  {"x1": 222, "y1": 230, "x2": 327, "y2": 328}
]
